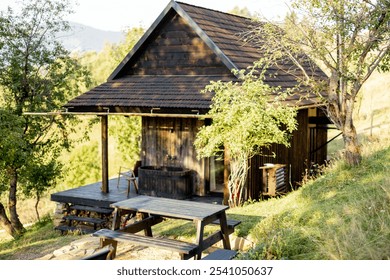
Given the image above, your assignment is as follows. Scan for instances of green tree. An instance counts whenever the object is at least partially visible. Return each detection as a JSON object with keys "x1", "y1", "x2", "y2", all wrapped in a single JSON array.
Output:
[
  {"x1": 229, "y1": 6, "x2": 255, "y2": 18},
  {"x1": 250, "y1": 0, "x2": 390, "y2": 166},
  {"x1": 195, "y1": 69, "x2": 297, "y2": 207},
  {"x1": 63, "y1": 141, "x2": 101, "y2": 188},
  {"x1": 0, "y1": 0, "x2": 90, "y2": 238},
  {"x1": 109, "y1": 116, "x2": 141, "y2": 167},
  {"x1": 79, "y1": 27, "x2": 144, "y2": 86}
]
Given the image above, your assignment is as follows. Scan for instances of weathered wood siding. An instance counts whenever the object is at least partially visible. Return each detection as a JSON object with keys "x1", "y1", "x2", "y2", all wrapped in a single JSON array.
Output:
[
  {"x1": 246, "y1": 109, "x2": 310, "y2": 199},
  {"x1": 122, "y1": 12, "x2": 232, "y2": 76},
  {"x1": 246, "y1": 108, "x2": 329, "y2": 199},
  {"x1": 141, "y1": 117, "x2": 206, "y2": 196},
  {"x1": 309, "y1": 108, "x2": 328, "y2": 164}
]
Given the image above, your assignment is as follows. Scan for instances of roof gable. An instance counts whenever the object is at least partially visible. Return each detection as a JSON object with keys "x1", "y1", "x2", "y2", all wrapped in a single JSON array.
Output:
[
  {"x1": 115, "y1": 11, "x2": 232, "y2": 76},
  {"x1": 109, "y1": 0, "x2": 239, "y2": 80}
]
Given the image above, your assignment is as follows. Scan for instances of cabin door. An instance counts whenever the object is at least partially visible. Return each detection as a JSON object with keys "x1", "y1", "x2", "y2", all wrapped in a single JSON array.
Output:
[{"x1": 208, "y1": 155, "x2": 224, "y2": 194}]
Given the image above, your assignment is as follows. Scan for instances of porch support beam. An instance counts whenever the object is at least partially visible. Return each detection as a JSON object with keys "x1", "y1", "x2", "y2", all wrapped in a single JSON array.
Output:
[
  {"x1": 223, "y1": 146, "x2": 230, "y2": 206},
  {"x1": 101, "y1": 115, "x2": 109, "y2": 193}
]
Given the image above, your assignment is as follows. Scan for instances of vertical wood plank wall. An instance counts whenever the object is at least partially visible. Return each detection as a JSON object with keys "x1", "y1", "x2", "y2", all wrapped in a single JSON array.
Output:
[
  {"x1": 141, "y1": 109, "x2": 328, "y2": 200},
  {"x1": 141, "y1": 117, "x2": 206, "y2": 195},
  {"x1": 247, "y1": 109, "x2": 310, "y2": 199},
  {"x1": 123, "y1": 12, "x2": 231, "y2": 76},
  {"x1": 247, "y1": 108, "x2": 329, "y2": 200}
]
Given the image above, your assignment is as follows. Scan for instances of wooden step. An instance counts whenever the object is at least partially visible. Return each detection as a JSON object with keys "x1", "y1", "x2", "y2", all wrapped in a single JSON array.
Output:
[
  {"x1": 70, "y1": 205, "x2": 113, "y2": 215},
  {"x1": 93, "y1": 229, "x2": 198, "y2": 256},
  {"x1": 64, "y1": 215, "x2": 106, "y2": 226},
  {"x1": 55, "y1": 225, "x2": 95, "y2": 235}
]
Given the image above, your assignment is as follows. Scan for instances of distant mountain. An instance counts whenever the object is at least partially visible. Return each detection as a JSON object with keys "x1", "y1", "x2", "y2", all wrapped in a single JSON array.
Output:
[{"x1": 58, "y1": 22, "x2": 124, "y2": 52}]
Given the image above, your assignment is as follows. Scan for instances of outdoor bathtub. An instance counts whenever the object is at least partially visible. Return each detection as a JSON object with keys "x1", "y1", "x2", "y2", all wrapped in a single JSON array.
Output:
[{"x1": 138, "y1": 166, "x2": 192, "y2": 199}]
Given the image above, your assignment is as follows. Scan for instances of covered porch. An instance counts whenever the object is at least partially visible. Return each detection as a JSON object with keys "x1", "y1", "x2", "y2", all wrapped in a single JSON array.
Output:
[
  {"x1": 51, "y1": 174, "x2": 223, "y2": 209},
  {"x1": 51, "y1": 170, "x2": 224, "y2": 234}
]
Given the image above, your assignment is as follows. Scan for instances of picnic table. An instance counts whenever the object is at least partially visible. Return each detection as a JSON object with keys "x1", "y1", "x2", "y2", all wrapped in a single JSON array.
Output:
[{"x1": 93, "y1": 195, "x2": 239, "y2": 260}]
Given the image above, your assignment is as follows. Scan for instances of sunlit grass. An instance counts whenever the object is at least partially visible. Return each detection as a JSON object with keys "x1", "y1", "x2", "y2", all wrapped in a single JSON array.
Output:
[
  {"x1": 0, "y1": 217, "x2": 81, "y2": 260},
  {"x1": 235, "y1": 138, "x2": 390, "y2": 260}
]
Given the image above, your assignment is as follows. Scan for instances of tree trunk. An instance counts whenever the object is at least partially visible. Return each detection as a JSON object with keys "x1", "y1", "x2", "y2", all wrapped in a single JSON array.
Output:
[
  {"x1": 327, "y1": 70, "x2": 362, "y2": 166},
  {"x1": 35, "y1": 191, "x2": 41, "y2": 222},
  {"x1": 228, "y1": 154, "x2": 249, "y2": 207},
  {"x1": 343, "y1": 122, "x2": 362, "y2": 166},
  {"x1": 0, "y1": 202, "x2": 18, "y2": 237},
  {"x1": 8, "y1": 169, "x2": 25, "y2": 236}
]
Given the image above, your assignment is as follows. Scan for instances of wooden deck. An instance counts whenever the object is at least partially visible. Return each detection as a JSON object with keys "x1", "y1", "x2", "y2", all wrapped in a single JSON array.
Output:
[
  {"x1": 51, "y1": 176, "x2": 136, "y2": 208},
  {"x1": 51, "y1": 175, "x2": 223, "y2": 209}
]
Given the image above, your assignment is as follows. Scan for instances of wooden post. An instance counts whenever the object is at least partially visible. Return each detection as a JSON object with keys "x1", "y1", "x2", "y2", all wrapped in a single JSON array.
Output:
[
  {"x1": 101, "y1": 115, "x2": 109, "y2": 193},
  {"x1": 223, "y1": 146, "x2": 230, "y2": 205}
]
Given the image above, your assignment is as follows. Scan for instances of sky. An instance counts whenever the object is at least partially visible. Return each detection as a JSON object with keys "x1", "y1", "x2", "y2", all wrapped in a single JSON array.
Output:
[{"x1": 0, "y1": 0, "x2": 292, "y2": 32}]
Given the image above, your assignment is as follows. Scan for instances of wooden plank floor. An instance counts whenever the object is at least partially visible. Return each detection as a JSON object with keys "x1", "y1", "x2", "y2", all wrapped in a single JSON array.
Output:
[
  {"x1": 51, "y1": 176, "x2": 136, "y2": 208},
  {"x1": 51, "y1": 176, "x2": 224, "y2": 208}
]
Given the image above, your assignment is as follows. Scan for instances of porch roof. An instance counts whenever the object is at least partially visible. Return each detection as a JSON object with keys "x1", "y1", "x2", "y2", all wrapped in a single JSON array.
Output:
[{"x1": 64, "y1": 75, "x2": 233, "y2": 114}]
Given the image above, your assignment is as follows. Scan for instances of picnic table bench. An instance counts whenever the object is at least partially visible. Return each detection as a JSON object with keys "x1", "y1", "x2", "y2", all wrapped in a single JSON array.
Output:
[
  {"x1": 201, "y1": 249, "x2": 238, "y2": 260},
  {"x1": 94, "y1": 229, "x2": 198, "y2": 259},
  {"x1": 93, "y1": 195, "x2": 240, "y2": 260}
]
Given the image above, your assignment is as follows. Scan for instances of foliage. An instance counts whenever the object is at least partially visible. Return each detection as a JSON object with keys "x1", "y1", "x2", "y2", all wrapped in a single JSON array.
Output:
[
  {"x1": 78, "y1": 27, "x2": 144, "y2": 86},
  {"x1": 195, "y1": 69, "x2": 297, "y2": 207},
  {"x1": 250, "y1": 0, "x2": 390, "y2": 166},
  {"x1": 62, "y1": 141, "x2": 101, "y2": 188},
  {"x1": 0, "y1": 0, "x2": 91, "y2": 237},
  {"x1": 229, "y1": 6, "x2": 255, "y2": 18},
  {"x1": 108, "y1": 116, "x2": 141, "y2": 166}
]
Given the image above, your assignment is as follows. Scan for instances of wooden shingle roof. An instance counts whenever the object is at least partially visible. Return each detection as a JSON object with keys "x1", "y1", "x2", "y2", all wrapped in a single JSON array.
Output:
[
  {"x1": 64, "y1": 1, "x2": 327, "y2": 114},
  {"x1": 65, "y1": 75, "x2": 234, "y2": 114}
]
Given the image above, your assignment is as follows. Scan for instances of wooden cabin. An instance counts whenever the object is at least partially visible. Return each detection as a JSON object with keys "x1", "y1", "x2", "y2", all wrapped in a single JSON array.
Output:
[{"x1": 60, "y1": 1, "x2": 329, "y2": 204}]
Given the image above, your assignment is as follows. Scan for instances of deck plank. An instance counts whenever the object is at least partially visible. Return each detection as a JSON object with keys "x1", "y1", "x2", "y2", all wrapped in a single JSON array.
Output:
[{"x1": 51, "y1": 176, "x2": 135, "y2": 208}]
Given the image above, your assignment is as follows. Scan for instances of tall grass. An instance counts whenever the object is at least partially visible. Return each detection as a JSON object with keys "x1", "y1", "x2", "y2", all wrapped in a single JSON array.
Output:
[{"x1": 233, "y1": 137, "x2": 390, "y2": 260}]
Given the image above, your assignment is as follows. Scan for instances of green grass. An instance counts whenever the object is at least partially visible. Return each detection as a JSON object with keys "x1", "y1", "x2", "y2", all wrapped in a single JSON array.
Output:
[
  {"x1": 0, "y1": 216, "x2": 82, "y2": 260},
  {"x1": 231, "y1": 139, "x2": 390, "y2": 260}
]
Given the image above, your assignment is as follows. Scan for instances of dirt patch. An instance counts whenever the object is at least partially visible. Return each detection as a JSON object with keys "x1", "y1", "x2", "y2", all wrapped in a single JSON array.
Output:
[
  {"x1": 36, "y1": 234, "x2": 253, "y2": 260},
  {"x1": 37, "y1": 236, "x2": 181, "y2": 260}
]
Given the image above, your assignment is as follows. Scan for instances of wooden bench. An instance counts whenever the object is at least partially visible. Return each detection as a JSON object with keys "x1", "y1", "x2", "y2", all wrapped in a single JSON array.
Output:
[
  {"x1": 93, "y1": 228, "x2": 198, "y2": 260},
  {"x1": 201, "y1": 249, "x2": 238, "y2": 260},
  {"x1": 81, "y1": 245, "x2": 114, "y2": 260}
]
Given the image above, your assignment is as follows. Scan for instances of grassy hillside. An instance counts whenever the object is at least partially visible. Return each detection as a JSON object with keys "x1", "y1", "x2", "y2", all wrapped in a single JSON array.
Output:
[
  {"x1": 1, "y1": 69, "x2": 389, "y2": 259},
  {"x1": 1, "y1": 139, "x2": 388, "y2": 259},
  {"x1": 229, "y1": 138, "x2": 390, "y2": 260}
]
